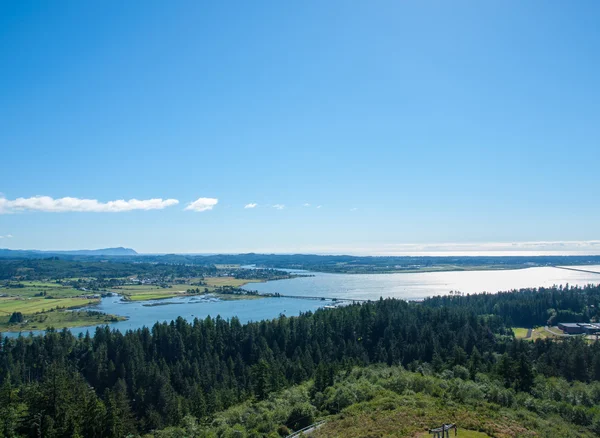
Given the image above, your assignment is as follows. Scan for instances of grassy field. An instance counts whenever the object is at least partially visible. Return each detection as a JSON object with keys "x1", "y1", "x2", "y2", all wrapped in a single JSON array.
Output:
[
  {"x1": 0, "y1": 309, "x2": 126, "y2": 332},
  {"x1": 113, "y1": 284, "x2": 188, "y2": 301},
  {"x1": 125, "y1": 290, "x2": 264, "y2": 302},
  {"x1": 0, "y1": 280, "x2": 118, "y2": 331},
  {"x1": 113, "y1": 278, "x2": 265, "y2": 301},
  {"x1": 0, "y1": 281, "x2": 82, "y2": 298},
  {"x1": 512, "y1": 327, "x2": 558, "y2": 341},
  {"x1": 126, "y1": 291, "x2": 187, "y2": 301},
  {"x1": 512, "y1": 327, "x2": 530, "y2": 338},
  {"x1": 0, "y1": 277, "x2": 270, "y2": 330},
  {"x1": 203, "y1": 277, "x2": 263, "y2": 287},
  {"x1": 0, "y1": 296, "x2": 98, "y2": 315}
]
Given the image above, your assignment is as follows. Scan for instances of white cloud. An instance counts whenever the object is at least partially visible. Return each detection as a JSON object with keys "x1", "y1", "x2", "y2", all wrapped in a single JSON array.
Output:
[
  {"x1": 272, "y1": 204, "x2": 285, "y2": 210},
  {"x1": 303, "y1": 203, "x2": 311, "y2": 207},
  {"x1": 350, "y1": 207, "x2": 358, "y2": 211},
  {"x1": 185, "y1": 197, "x2": 219, "y2": 212},
  {"x1": 0, "y1": 234, "x2": 12, "y2": 239},
  {"x1": 0, "y1": 196, "x2": 179, "y2": 213},
  {"x1": 316, "y1": 205, "x2": 322, "y2": 209},
  {"x1": 244, "y1": 203, "x2": 258, "y2": 209}
]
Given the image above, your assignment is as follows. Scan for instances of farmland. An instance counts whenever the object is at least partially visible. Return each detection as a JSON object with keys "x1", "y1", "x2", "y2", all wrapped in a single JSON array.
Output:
[
  {"x1": 0, "y1": 267, "x2": 283, "y2": 331},
  {"x1": 0, "y1": 280, "x2": 117, "y2": 332},
  {"x1": 111, "y1": 277, "x2": 267, "y2": 301}
]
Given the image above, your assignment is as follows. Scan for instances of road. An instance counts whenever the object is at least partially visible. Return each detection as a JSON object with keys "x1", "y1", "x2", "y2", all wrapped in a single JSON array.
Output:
[
  {"x1": 553, "y1": 266, "x2": 600, "y2": 275},
  {"x1": 544, "y1": 326, "x2": 570, "y2": 337}
]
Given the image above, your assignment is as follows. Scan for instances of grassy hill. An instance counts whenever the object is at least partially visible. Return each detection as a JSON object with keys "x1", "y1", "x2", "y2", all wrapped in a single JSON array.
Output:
[{"x1": 147, "y1": 364, "x2": 599, "y2": 438}]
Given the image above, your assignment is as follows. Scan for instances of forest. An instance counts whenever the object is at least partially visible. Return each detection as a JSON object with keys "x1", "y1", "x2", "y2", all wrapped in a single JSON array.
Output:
[
  {"x1": 2, "y1": 251, "x2": 600, "y2": 274},
  {"x1": 2, "y1": 284, "x2": 600, "y2": 437},
  {"x1": 422, "y1": 284, "x2": 600, "y2": 327}
]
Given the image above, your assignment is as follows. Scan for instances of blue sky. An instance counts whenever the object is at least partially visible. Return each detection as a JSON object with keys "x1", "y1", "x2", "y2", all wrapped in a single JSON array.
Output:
[{"x1": 1, "y1": 1, "x2": 599, "y2": 254}]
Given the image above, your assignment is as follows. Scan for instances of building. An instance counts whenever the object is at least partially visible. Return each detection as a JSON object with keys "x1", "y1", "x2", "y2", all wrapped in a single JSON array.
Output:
[
  {"x1": 558, "y1": 323, "x2": 585, "y2": 334},
  {"x1": 558, "y1": 322, "x2": 600, "y2": 335}
]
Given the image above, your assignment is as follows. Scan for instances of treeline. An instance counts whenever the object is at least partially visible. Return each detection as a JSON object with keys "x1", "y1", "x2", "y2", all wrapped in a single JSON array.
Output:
[
  {"x1": 233, "y1": 269, "x2": 292, "y2": 281},
  {"x1": 177, "y1": 254, "x2": 600, "y2": 273},
  {"x1": 0, "y1": 258, "x2": 219, "y2": 281},
  {"x1": 3, "y1": 293, "x2": 600, "y2": 437},
  {"x1": 422, "y1": 284, "x2": 600, "y2": 327},
  {"x1": 160, "y1": 364, "x2": 600, "y2": 437},
  {"x1": 2, "y1": 252, "x2": 600, "y2": 274},
  {"x1": 0, "y1": 299, "x2": 498, "y2": 437}
]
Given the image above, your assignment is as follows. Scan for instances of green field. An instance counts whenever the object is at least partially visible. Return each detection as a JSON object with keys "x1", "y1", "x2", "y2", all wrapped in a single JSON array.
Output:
[
  {"x1": 512, "y1": 327, "x2": 558, "y2": 341},
  {"x1": 126, "y1": 292, "x2": 186, "y2": 301},
  {"x1": 0, "y1": 277, "x2": 268, "y2": 331},
  {"x1": 0, "y1": 296, "x2": 98, "y2": 315},
  {"x1": 203, "y1": 277, "x2": 263, "y2": 287},
  {"x1": 512, "y1": 327, "x2": 530, "y2": 338},
  {"x1": 0, "y1": 281, "x2": 82, "y2": 298},
  {"x1": 0, "y1": 280, "x2": 121, "y2": 331},
  {"x1": 113, "y1": 278, "x2": 265, "y2": 301},
  {"x1": 0, "y1": 309, "x2": 126, "y2": 332},
  {"x1": 125, "y1": 290, "x2": 263, "y2": 302}
]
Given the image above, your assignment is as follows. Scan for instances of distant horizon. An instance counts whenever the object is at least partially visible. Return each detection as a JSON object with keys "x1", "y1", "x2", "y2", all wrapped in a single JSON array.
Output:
[{"x1": 3, "y1": 240, "x2": 600, "y2": 257}]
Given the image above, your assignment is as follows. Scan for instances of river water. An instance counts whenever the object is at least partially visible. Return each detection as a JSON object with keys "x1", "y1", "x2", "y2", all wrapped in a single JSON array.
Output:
[
  {"x1": 3, "y1": 265, "x2": 600, "y2": 338},
  {"x1": 243, "y1": 266, "x2": 600, "y2": 301}
]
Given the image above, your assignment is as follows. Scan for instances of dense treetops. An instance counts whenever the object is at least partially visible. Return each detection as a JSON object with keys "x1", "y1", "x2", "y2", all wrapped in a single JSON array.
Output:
[
  {"x1": 422, "y1": 284, "x2": 600, "y2": 326},
  {"x1": 2, "y1": 284, "x2": 600, "y2": 436}
]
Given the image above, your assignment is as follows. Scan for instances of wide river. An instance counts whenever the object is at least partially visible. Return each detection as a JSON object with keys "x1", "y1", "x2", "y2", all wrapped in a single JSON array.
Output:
[
  {"x1": 243, "y1": 265, "x2": 600, "y2": 301},
  {"x1": 3, "y1": 265, "x2": 600, "y2": 338}
]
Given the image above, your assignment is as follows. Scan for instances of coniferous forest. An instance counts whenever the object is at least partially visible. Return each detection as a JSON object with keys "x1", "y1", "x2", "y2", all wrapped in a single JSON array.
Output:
[{"x1": 2, "y1": 284, "x2": 600, "y2": 436}]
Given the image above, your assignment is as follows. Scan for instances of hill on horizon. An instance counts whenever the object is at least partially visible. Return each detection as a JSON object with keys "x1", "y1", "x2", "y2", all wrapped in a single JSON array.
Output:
[{"x1": 0, "y1": 247, "x2": 138, "y2": 257}]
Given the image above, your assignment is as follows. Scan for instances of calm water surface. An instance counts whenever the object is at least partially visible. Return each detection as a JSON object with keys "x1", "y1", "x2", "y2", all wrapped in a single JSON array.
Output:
[
  {"x1": 4, "y1": 266, "x2": 599, "y2": 338},
  {"x1": 244, "y1": 266, "x2": 600, "y2": 301},
  {"x1": 2, "y1": 295, "x2": 326, "y2": 338}
]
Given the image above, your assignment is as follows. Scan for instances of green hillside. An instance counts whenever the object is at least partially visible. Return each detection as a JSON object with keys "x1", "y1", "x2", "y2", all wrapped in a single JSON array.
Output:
[{"x1": 148, "y1": 364, "x2": 598, "y2": 437}]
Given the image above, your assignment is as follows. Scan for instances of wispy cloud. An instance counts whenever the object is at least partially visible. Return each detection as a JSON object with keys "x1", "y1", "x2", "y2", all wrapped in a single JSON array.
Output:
[
  {"x1": 0, "y1": 196, "x2": 179, "y2": 213},
  {"x1": 244, "y1": 203, "x2": 258, "y2": 209},
  {"x1": 0, "y1": 234, "x2": 13, "y2": 239},
  {"x1": 316, "y1": 205, "x2": 322, "y2": 209},
  {"x1": 272, "y1": 204, "x2": 285, "y2": 210},
  {"x1": 350, "y1": 207, "x2": 358, "y2": 211},
  {"x1": 226, "y1": 240, "x2": 600, "y2": 256},
  {"x1": 303, "y1": 203, "x2": 311, "y2": 207},
  {"x1": 185, "y1": 197, "x2": 218, "y2": 212}
]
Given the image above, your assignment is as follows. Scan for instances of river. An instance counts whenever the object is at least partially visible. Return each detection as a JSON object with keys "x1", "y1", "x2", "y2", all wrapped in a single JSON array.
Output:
[
  {"x1": 243, "y1": 265, "x2": 600, "y2": 301},
  {"x1": 3, "y1": 265, "x2": 600, "y2": 338}
]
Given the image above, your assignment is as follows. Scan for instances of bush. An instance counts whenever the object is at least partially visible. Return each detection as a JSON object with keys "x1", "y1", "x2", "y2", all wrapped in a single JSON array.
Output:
[{"x1": 285, "y1": 403, "x2": 315, "y2": 431}]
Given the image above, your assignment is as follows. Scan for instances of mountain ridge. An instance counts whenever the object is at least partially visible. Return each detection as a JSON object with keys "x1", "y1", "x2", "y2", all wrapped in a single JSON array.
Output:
[{"x1": 0, "y1": 247, "x2": 138, "y2": 257}]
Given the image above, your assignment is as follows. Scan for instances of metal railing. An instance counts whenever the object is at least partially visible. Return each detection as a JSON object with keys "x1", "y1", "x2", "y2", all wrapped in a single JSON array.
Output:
[{"x1": 285, "y1": 420, "x2": 327, "y2": 438}]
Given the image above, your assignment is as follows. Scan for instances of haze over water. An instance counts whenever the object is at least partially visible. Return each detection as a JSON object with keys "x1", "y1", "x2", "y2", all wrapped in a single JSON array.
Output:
[{"x1": 245, "y1": 266, "x2": 600, "y2": 301}]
